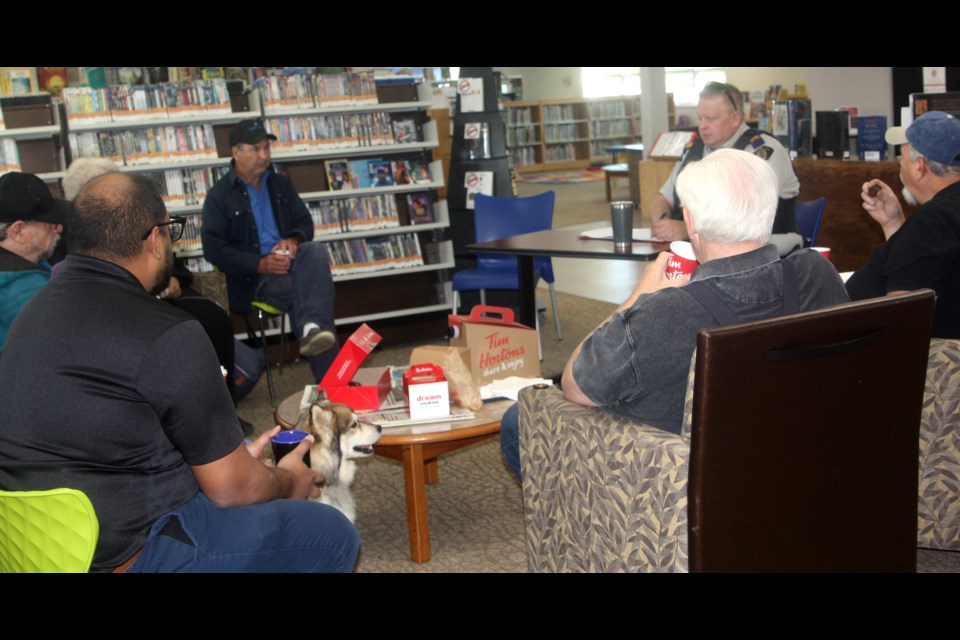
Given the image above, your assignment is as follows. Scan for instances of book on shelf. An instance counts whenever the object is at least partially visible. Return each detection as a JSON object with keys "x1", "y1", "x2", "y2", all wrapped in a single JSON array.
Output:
[
  {"x1": 391, "y1": 116, "x2": 418, "y2": 144},
  {"x1": 326, "y1": 232, "x2": 424, "y2": 276},
  {"x1": 407, "y1": 159, "x2": 431, "y2": 183},
  {"x1": 324, "y1": 158, "x2": 352, "y2": 191},
  {"x1": 406, "y1": 193, "x2": 434, "y2": 225},
  {"x1": 348, "y1": 159, "x2": 372, "y2": 188},
  {"x1": 391, "y1": 160, "x2": 412, "y2": 185},
  {"x1": 309, "y1": 194, "x2": 400, "y2": 235},
  {"x1": 367, "y1": 159, "x2": 394, "y2": 187},
  {"x1": 648, "y1": 131, "x2": 696, "y2": 158},
  {"x1": 1, "y1": 138, "x2": 21, "y2": 173},
  {"x1": 856, "y1": 116, "x2": 887, "y2": 161},
  {"x1": 0, "y1": 68, "x2": 38, "y2": 95}
]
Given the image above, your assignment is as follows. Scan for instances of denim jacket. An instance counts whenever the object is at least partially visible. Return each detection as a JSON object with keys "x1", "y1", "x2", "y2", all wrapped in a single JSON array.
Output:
[{"x1": 201, "y1": 163, "x2": 313, "y2": 313}]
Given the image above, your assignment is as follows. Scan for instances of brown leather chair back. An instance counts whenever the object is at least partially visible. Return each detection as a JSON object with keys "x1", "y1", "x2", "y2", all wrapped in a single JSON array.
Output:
[{"x1": 688, "y1": 290, "x2": 935, "y2": 572}]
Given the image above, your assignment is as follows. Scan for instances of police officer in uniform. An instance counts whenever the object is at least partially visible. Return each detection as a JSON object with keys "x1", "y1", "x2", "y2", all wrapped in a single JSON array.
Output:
[{"x1": 651, "y1": 81, "x2": 802, "y2": 255}]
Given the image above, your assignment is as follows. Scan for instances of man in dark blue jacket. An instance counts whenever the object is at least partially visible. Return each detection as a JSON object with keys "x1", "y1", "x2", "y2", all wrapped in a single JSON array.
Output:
[{"x1": 202, "y1": 119, "x2": 338, "y2": 380}]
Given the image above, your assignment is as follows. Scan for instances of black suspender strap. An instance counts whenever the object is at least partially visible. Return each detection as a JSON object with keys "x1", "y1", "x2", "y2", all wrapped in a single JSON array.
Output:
[
  {"x1": 683, "y1": 258, "x2": 800, "y2": 325},
  {"x1": 684, "y1": 281, "x2": 740, "y2": 325},
  {"x1": 780, "y1": 258, "x2": 799, "y2": 315}
]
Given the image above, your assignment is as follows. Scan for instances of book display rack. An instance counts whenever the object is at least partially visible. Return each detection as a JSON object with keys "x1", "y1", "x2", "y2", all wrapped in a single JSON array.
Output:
[{"x1": 0, "y1": 93, "x2": 63, "y2": 181}]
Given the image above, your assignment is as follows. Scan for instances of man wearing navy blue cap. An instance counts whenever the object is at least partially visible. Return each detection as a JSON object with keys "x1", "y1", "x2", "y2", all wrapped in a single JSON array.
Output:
[
  {"x1": 0, "y1": 172, "x2": 69, "y2": 348},
  {"x1": 847, "y1": 111, "x2": 960, "y2": 338},
  {"x1": 202, "y1": 118, "x2": 339, "y2": 380}
]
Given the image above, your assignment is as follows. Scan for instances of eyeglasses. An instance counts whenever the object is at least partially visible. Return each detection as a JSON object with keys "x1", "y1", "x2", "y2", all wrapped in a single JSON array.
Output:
[
  {"x1": 705, "y1": 82, "x2": 739, "y2": 112},
  {"x1": 142, "y1": 216, "x2": 186, "y2": 242}
]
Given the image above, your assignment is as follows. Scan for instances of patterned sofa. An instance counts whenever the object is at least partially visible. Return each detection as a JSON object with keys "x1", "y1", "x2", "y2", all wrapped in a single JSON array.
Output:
[{"x1": 518, "y1": 338, "x2": 960, "y2": 572}]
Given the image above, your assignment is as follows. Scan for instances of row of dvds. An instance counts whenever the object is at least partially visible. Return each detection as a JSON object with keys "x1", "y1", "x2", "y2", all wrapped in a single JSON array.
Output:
[
  {"x1": 62, "y1": 80, "x2": 233, "y2": 124},
  {"x1": 544, "y1": 143, "x2": 581, "y2": 163},
  {"x1": 507, "y1": 127, "x2": 539, "y2": 146},
  {"x1": 505, "y1": 106, "x2": 537, "y2": 126},
  {"x1": 68, "y1": 124, "x2": 218, "y2": 166},
  {"x1": 176, "y1": 213, "x2": 204, "y2": 253},
  {"x1": 590, "y1": 120, "x2": 634, "y2": 138},
  {"x1": 510, "y1": 147, "x2": 539, "y2": 167},
  {"x1": 257, "y1": 73, "x2": 379, "y2": 112},
  {"x1": 544, "y1": 124, "x2": 586, "y2": 144},
  {"x1": 543, "y1": 104, "x2": 579, "y2": 122},
  {"x1": 329, "y1": 157, "x2": 431, "y2": 190},
  {"x1": 326, "y1": 233, "x2": 424, "y2": 276},
  {"x1": 309, "y1": 194, "x2": 400, "y2": 235},
  {"x1": 264, "y1": 112, "x2": 409, "y2": 152},
  {"x1": 1, "y1": 139, "x2": 20, "y2": 173},
  {"x1": 587, "y1": 101, "x2": 630, "y2": 119},
  {"x1": 141, "y1": 166, "x2": 230, "y2": 207}
]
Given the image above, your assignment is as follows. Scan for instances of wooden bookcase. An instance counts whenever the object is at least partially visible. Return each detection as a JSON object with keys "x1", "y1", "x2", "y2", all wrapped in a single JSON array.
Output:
[{"x1": 504, "y1": 96, "x2": 643, "y2": 173}]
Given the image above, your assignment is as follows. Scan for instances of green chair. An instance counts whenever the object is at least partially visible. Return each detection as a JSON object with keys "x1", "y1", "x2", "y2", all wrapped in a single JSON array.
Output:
[
  {"x1": 251, "y1": 300, "x2": 289, "y2": 408},
  {"x1": 0, "y1": 488, "x2": 99, "y2": 573}
]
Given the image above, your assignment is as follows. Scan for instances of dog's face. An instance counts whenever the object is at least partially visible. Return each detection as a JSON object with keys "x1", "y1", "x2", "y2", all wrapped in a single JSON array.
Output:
[{"x1": 302, "y1": 402, "x2": 381, "y2": 484}]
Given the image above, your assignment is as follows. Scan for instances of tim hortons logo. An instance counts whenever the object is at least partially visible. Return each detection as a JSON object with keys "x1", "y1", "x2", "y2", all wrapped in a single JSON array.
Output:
[{"x1": 478, "y1": 331, "x2": 526, "y2": 369}]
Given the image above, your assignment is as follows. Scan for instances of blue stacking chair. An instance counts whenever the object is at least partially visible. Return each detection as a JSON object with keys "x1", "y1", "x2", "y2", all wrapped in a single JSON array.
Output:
[
  {"x1": 796, "y1": 197, "x2": 826, "y2": 248},
  {"x1": 452, "y1": 191, "x2": 562, "y2": 340}
]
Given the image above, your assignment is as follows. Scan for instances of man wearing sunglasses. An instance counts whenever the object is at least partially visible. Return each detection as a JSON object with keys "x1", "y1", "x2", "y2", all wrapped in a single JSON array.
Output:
[
  {"x1": 0, "y1": 172, "x2": 69, "y2": 349},
  {"x1": 651, "y1": 82, "x2": 802, "y2": 256},
  {"x1": 0, "y1": 172, "x2": 359, "y2": 572}
]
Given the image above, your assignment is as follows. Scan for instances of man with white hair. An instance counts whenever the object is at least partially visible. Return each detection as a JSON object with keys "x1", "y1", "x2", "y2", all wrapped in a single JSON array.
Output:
[
  {"x1": 499, "y1": 149, "x2": 849, "y2": 481},
  {"x1": 846, "y1": 110, "x2": 960, "y2": 338}
]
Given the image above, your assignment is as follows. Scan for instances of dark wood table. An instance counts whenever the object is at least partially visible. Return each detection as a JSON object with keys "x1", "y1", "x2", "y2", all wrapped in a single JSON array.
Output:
[
  {"x1": 468, "y1": 229, "x2": 663, "y2": 329},
  {"x1": 276, "y1": 392, "x2": 513, "y2": 563}
]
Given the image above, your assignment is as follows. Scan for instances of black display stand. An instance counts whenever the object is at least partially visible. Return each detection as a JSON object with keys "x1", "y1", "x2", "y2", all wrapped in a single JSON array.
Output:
[{"x1": 447, "y1": 67, "x2": 515, "y2": 312}]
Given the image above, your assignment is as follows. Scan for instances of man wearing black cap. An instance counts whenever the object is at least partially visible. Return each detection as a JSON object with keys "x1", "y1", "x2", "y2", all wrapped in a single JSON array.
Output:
[
  {"x1": 202, "y1": 118, "x2": 339, "y2": 380},
  {"x1": 847, "y1": 110, "x2": 960, "y2": 338},
  {"x1": 0, "y1": 172, "x2": 69, "y2": 348}
]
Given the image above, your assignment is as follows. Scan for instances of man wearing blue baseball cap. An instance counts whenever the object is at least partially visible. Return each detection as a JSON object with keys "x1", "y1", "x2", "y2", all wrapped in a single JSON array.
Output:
[{"x1": 847, "y1": 110, "x2": 960, "y2": 338}]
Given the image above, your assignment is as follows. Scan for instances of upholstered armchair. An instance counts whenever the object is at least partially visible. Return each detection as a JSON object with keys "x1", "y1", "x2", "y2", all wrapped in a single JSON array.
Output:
[{"x1": 519, "y1": 291, "x2": 943, "y2": 572}]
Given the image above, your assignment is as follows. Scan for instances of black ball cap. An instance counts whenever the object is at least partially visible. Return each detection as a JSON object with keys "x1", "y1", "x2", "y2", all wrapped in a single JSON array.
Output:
[
  {"x1": 229, "y1": 118, "x2": 278, "y2": 147},
  {"x1": 0, "y1": 172, "x2": 70, "y2": 225}
]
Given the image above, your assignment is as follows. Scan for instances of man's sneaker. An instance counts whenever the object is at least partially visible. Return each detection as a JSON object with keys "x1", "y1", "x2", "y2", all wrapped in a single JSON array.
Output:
[{"x1": 299, "y1": 327, "x2": 335, "y2": 357}]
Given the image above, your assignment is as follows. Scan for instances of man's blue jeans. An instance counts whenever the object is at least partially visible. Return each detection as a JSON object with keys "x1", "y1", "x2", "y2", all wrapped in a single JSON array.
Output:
[
  {"x1": 254, "y1": 241, "x2": 339, "y2": 381},
  {"x1": 128, "y1": 492, "x2": 359, "y2": 573}
]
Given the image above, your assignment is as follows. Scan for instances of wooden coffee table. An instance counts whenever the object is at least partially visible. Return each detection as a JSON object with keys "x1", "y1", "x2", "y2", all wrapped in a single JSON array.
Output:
[{"x1": 276, "y1": 392, "x2": 513, "y2": 563}]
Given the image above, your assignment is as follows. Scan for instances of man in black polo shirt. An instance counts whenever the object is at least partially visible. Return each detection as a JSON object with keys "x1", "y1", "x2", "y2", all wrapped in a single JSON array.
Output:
[
  {"x1": 0, "y1": 172, "x2": 358, "y2": 572},
  {"x1": 846, "y1": 111, "x2": 960, "y2": 338}
]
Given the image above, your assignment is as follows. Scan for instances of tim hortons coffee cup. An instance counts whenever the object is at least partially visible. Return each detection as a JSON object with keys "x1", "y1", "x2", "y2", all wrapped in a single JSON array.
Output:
[
  {"x1": 665, "y1": 241, "x2": 699, "y2": 279},
  {"x1": 271, "y1": 429, "x2": 311, "y2": 467},
  {"x1": 811, "y1": 247, "x2": 831, "y2": 260}
]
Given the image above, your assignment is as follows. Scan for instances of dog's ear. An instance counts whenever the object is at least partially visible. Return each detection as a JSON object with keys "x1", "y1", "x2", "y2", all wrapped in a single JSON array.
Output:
[{"x1": 310, "y1": 402, "x2": 341, "y2": 484}]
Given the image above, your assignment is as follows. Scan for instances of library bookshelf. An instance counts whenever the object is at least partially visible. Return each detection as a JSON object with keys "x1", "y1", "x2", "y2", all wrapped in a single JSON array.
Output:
[
  {"x1": 14, "y1": 74, "x2": 451, "y2": 345},
  {"x1": 504, "y1": 96, "x2": 642, "y2": 173}
]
